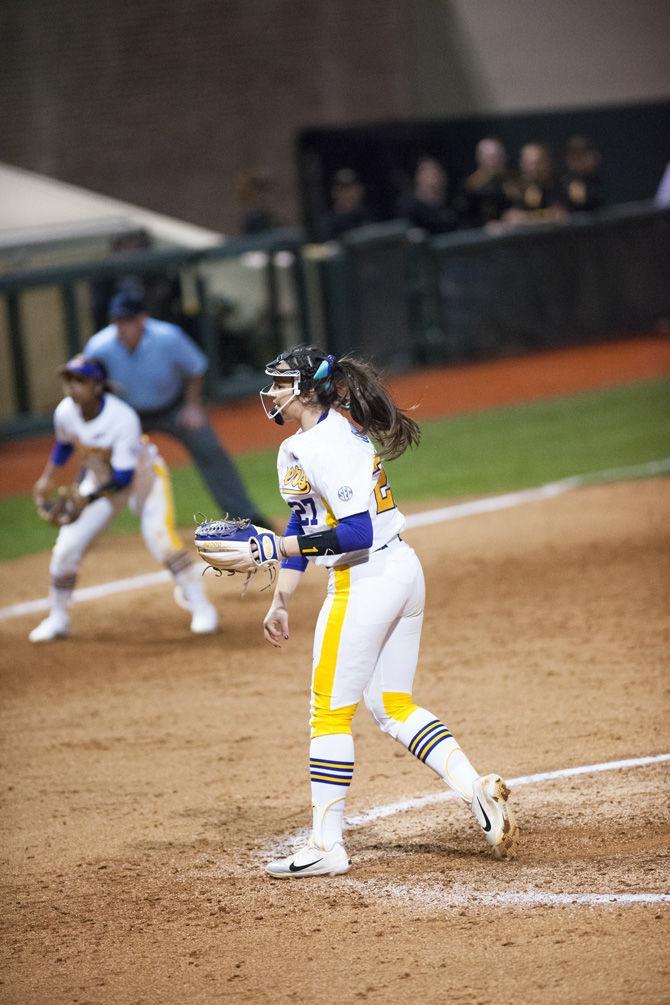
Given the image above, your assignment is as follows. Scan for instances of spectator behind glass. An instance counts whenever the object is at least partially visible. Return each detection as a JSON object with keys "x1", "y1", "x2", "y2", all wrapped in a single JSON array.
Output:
[
  {"x1": 456, "y1": 138, "x2": 520, "y2": 229},
  {"x1": 398, "y1": 156, "x2": 458, "y2": 235},
  {"x1": 236, "y1": 169, "x2": 280, "y2": 235},
  {"x1": 318, "y1": 169, "x2": 371, "y2": 242},
  {"x1": 502, "y1": 143, "x2": 567, "y2": 226},
  {"x1": 559, "y1": 135, "x2": 604, "y2": 213}
]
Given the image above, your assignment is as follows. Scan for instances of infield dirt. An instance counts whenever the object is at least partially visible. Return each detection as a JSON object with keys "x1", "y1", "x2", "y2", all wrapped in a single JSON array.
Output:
[
  {"x1": 1, "y1": 475, "x2": 668, "y2": 1004},
  {"x1": 2, "y1": 336, "x2": 669, "y2": 1003}
]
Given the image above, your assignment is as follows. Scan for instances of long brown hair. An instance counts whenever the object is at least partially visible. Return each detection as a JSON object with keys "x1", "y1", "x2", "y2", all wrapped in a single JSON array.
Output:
[
  {"x1": 332, "y1": 355, "x2": 420, "y2": 460},
  {"x1": 267, "y1": 346, "x2": 420, "y2": 460}
]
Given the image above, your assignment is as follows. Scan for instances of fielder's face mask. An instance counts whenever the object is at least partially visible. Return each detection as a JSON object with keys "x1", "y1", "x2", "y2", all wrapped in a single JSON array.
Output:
[{"x1": 260, "y1": 347, "x2": 336, "y2": 425}]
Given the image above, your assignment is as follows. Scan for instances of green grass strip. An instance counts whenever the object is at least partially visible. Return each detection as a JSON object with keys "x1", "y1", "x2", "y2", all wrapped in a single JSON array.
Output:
[{"x1": 2, "y1": 377, "x2": 668, "y2": 562}]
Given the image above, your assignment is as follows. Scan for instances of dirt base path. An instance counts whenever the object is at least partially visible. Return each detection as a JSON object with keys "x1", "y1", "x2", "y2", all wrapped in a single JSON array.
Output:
[
  {"x1": 2, "y1": 334, "x2": 669, "y2": 498},
  {"x1": 1, "y1": 478, "x2": 669, "y2": 1003}
]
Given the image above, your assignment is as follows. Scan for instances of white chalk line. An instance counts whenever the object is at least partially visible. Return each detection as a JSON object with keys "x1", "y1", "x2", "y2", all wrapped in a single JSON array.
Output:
[
  {"x1": 341, "y1": 879, "x2": 670, "y2": 909},
  {"x1": 260, "y1": 752, "x2": 670, "y2": 858},
  {"x1": 259, "y1": 753, "x2": 670, "y2": 907},
  {"x1": 1, "y1": 456, "x2": 668, "y2": 624},
  {"x1": 0, "y1": 570, "x2": 172, "y2": 622},
  {"x1": 344, "y1": 752, "x2": 670, "y2": 827},
  {"x1": 402, "y1": 456, "x2": 670, "y2": 530}
]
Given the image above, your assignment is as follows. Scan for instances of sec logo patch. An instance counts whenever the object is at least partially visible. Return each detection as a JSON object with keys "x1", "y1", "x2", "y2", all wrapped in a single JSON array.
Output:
[{"x1": 337, "y1": 485, "x2": 353, "y2": 501}]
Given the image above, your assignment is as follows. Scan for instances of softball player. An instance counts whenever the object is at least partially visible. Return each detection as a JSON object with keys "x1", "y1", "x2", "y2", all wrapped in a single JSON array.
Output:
[
  {"x1": 257, "y1": 346, "x2": 519, "y2": 877},
  {"x1": 29, "y1": 355, "x2": 218, "y2": 642}
]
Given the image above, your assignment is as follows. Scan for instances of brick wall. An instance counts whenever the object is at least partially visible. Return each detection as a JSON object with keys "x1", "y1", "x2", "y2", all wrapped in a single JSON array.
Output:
[{"x1": 0, "y1": 0, "x2": 411, "y2": 234}]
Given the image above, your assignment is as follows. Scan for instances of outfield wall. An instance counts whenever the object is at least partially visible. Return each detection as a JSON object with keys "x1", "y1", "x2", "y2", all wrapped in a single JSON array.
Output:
[{"x1": 1, "y1": 204, "x2": 669, "y2": 437}]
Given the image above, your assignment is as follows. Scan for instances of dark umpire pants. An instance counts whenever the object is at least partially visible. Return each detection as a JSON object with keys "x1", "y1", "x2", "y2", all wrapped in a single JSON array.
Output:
[{"x1": 139, "y1": 399, "x2": 268, "y2": 524}]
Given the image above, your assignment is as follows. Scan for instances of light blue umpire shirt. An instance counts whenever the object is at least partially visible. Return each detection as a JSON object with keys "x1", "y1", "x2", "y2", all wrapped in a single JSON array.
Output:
[{"x1": 84, "y1": 318, "x2": 208, "y2": 413}]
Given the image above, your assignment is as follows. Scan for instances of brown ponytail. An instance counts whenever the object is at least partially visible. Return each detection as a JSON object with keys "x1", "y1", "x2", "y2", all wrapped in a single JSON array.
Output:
[{"x1": 316, "y1": 354, "x2": 421, "y2": 460}]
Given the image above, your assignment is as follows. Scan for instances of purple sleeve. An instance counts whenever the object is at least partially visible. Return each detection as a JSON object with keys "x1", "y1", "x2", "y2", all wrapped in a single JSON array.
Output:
[
  {"x1": 334, "y1": 511, "x2": 373, "y2": 552},
  {"x1": 111, "y1": 467, "x2": 135, "y2": 488},
  {"x1": 50, "y1": 442, "x2": 74, "y2": 466},
  {"x1": 281, "y1": 509, "x2": 309, "y2": 572}
]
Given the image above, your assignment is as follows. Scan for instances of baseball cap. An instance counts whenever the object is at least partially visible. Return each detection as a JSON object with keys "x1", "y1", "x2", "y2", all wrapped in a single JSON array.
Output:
[
  {"x1": 108, "y1": 291, "x2": 146, "y2": 319},
  {"x1": 58, "y1": 354, "x2": 107, "y2": 382}
]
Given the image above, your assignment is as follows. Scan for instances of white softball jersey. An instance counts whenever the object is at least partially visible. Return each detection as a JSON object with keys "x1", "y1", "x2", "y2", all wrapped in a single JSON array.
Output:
[
  {"x1": 54, "y1": 393, "x2": 149, "y2": 493},
  {"x1": 49, "y1": 394, "x2": 183, "y2": 578},
  {"x1": 276, "y1": 408, "x2": 405, "y2": 568}
]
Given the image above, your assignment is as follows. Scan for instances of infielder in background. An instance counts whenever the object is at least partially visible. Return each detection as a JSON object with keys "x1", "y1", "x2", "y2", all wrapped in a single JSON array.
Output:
[
  {"x1": 29, "y1": 354, "x2": 218, "y2": 642},
  {"x1": 255, "y1": 346, "x2": 519, "y2": 877}
]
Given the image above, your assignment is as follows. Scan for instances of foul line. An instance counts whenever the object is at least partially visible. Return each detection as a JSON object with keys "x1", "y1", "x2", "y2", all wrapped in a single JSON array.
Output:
[
  {"x1": 342, "y1": 879, "x2": 670, "y2": 909},
  {"x1": 1, "y1": 456, "x2": 668, "y2": 624},
  {"x1": 259, "y1": 753, "x2": 670, "y2": 860},
  {"x1": 402, "y1": 456, "x2": 670, "y2": 530},
  {"x1": 261, "y1": 753, "x2": 670, "y2": 908},
  {"x1": 344, "y1": 752, "x2": 670, "y2": 827}
]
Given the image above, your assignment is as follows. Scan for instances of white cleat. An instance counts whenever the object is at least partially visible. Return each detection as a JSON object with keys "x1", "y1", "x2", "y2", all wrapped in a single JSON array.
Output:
[
  {"x1": 190, "y1": 602, "x2": 219, "y2": 635},
  {"x1": 266, "y1": 841, "x2": 352, "y2": 879},
  {"x1": 471, "y1": 773, "x2": 520, "y2": 860},
  {"x1": 29, "y1": 614, "x2": 71, "y2": 643}
]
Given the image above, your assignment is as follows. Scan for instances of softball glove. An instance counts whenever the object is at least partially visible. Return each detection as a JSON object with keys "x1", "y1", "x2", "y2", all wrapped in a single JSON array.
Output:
[
  {"x1": 36, "y1": 485, "x2": 87, "y2": 527},
  {"x1": 194, "y1": 517, "x2": 279, "y2": 576}
]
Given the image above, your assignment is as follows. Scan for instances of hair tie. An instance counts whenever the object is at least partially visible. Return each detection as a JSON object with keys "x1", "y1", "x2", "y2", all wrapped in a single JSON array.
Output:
[{"x1": 313, "y1": 355, "x2": 337, "y2": 383}]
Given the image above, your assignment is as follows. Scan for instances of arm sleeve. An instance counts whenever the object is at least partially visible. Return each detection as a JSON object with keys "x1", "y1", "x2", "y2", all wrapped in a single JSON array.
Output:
[
  {"x1": 86, "y1": 467, "x2": 135, "y2": 502},
  {"x1": 296, "y1": 511, "x2": 373, "y2": 557},
  {"x1": 333, "y1": 511, "x2": 373, "y2": 551},
  {"x1": 50, "y1": 442, "x2": 74, "y2": 466},
  {"x1": 111, "y1": 468, "x2": 134, "y2": 488},
  {"x1": 281, "y1": 508, "x2": 309, "y2": 572}
]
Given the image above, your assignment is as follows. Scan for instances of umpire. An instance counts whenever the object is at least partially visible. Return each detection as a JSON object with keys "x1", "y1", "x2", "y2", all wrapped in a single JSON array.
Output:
[{"x1": 85, "y1": 292, "x2": 270, "y2": 526}]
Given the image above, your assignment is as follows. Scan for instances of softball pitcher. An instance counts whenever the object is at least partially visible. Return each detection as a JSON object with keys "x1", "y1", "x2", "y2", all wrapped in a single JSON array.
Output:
[
  {"x1": 257, "y1": 346, "x2": 519, "y2": 877},
  {"x1": 29, "y1": 354, "x2": 218, "y2": 642}
]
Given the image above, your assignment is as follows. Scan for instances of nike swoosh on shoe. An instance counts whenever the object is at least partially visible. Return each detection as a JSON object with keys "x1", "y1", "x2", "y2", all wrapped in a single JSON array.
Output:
[
  {"x1": 288, "y1": 858, "x2": 324, "y2": 873},
  {"x1": 477, "y1": 798, "x2": 492, "y2": 832}
]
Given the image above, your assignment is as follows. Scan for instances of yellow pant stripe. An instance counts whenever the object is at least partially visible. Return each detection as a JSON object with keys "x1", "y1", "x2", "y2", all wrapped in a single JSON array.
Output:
[
  {"x1": 382, "y1": 691, "x2": 419, "y2": 723},
  {"x1": 311, "y1": 566, "x2": 357, "y2": 737},
  {"x1": 153, "y1": 461, "x2": 183, "y2": 552}
]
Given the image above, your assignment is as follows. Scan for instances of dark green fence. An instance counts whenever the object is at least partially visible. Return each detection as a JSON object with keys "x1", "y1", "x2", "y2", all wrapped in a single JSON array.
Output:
[
  {"x1": 2, "y1": 204, "x2": 669, "y2": 439},
  {"x1": 322, "y1": 202, "x2": 670, "y2": 367}
]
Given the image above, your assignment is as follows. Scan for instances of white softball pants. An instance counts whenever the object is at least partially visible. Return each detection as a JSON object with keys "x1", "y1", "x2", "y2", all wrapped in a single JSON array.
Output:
[
  {"x1": 310, "y1": 537, "x2": 425, "y2": 737},
  {"x1": 50, "y1": 455, "x2": 186, "y2": 581}
]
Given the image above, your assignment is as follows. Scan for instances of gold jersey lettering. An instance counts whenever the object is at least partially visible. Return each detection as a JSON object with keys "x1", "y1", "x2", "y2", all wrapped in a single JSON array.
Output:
[
  {"x1": 282, "y1": 465, "x2": 312, "y2": 496},
  {"x1": 373, "y1": 456, "x2": 396, "y2": 514}
]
